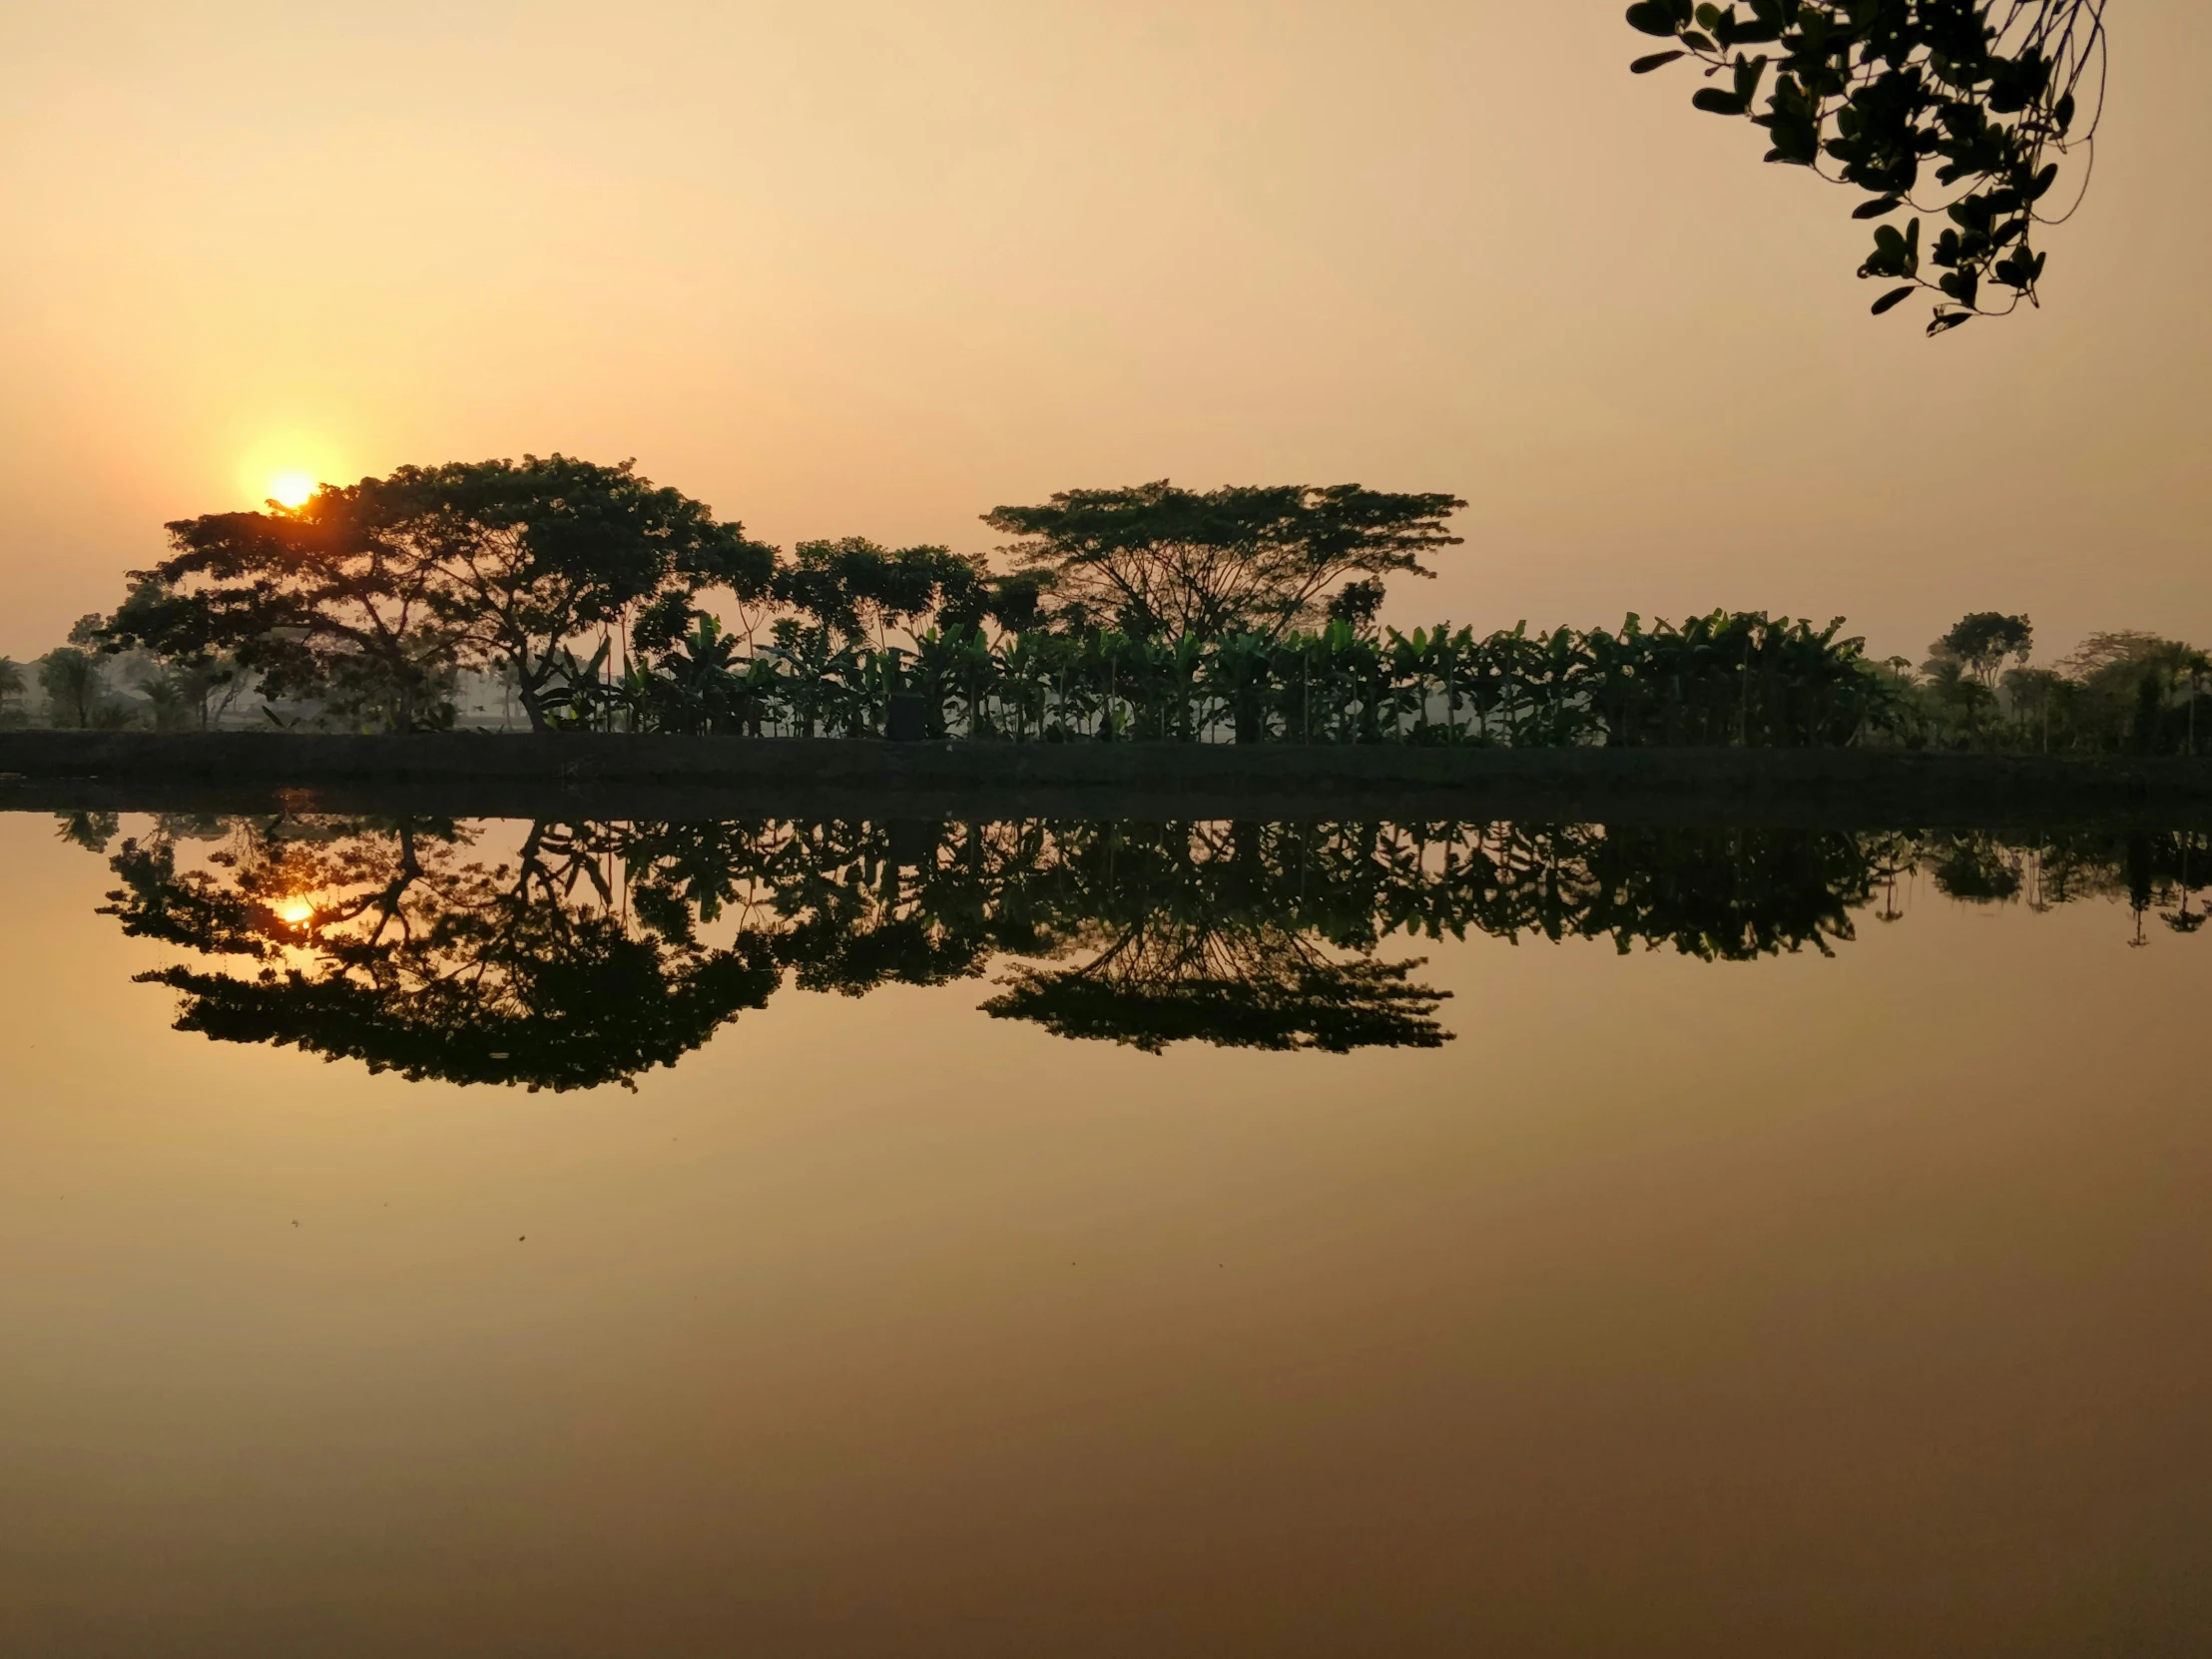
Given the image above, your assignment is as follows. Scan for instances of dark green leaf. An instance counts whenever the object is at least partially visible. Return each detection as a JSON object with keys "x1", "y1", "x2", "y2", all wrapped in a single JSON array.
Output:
[
  {"x1": 1631, "y1": 49, "x2": 1688, "y2": 73},
  {"x1": 1870, "y1": 285, "x2": 1916, "y2": 315}
]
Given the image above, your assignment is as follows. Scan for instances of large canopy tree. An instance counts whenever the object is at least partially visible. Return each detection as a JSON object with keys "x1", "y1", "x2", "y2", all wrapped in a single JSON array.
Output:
[
  {"x1": 110, "y1": 482, "x2": 468, "y2": 732},
  {"x1": 1625, "y1": 0, "x2": 2107, "y2": 333},
  {"x1": 107, "y1": 455, "x2": 771, "y2": 731},
  {"x1": 982, "y1": 480, "x2": 1466, "y2": 644},
  {"x1": 410, "y1": 456, "x2": 774, "y2": 727}
]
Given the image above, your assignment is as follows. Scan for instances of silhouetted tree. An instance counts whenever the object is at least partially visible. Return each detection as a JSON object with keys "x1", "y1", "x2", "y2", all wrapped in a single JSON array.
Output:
[
  {"x1": 984, "y1": 481, "x2": 1465, "y2": 644},
  {"x1": 1625, "y1": 1, "x2": 2106, "y2": 333},
  {"x1": 103, "y1": 455, "x2": 769, "y2": 733},
  {"x1": 767, "y1": 538, "x2": 985, "y2": 652},
  {"x1": 1939, "y1": 612, "x2": 2034, "y2": 686},
  {"x1": 38, "y1": 642, "x2": 106, "y2": 729},
  {"x1": 104, "y1": 485, "x2": 461, "y2": 731}
]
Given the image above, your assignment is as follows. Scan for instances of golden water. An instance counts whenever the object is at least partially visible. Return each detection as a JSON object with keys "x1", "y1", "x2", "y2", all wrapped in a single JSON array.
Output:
[{"x1": 1, "y1": 812, "x2": 2205, "y2": 1656}]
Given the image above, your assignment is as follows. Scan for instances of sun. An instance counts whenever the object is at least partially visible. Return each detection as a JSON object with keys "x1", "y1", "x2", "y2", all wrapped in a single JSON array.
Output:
[
  {"x1": 269, "y1": 471, "x2": 316, "y2": 509},
  {"x1": 276, "y1": 899, "x2": 315, "y2": 926}
]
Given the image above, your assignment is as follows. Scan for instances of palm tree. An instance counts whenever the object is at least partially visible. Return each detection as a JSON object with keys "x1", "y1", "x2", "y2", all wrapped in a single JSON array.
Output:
[{"x1": 38, "y1": 647, "x2": 104, "y2": 728}]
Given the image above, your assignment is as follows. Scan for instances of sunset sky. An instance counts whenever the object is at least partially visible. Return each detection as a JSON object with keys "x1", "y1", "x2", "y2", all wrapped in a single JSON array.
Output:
[{"x1": 3, "y1": 2, "x2": 2204, "y2": 665}]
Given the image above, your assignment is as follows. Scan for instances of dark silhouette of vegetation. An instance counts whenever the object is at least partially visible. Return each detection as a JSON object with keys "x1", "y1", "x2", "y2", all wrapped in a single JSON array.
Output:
[
  {"x1": 101, "y1": 456, "x2": 770, "y2": 733},
  {"x1": 36, "y1": 617, "x2": 134, "y2": 730},
  {"x1": 1916, "y1": 822, "x2": 2212, "y2": 943},
  {"x1": 1885, "y1": 615, "x2": 2210, "y2": 755},
  {"x1": 37, "y1": 646, "x2": 106, "y2": 730},
  {"x1": 57, "y1": 810, "x2": 122, "y2": 853},
  {"x1": 606, "y1": 606, "x2": 1894, "y2": 748},
  {"x1": 99, "y1": 817, "x2": 780, "y2": 1090},
  {"x1": 43, "y1": 461, "x2": 2207, "y2": 754},
  {"x1": 1625, "y1": 1, "x2": 2106, "y2": 333},
  {"x1": 67, "y1": 810, "x2": 2204, "y2": 1090},
  {"x1": 1939, "y1": 612, "x2": 2035, "y2": 685},
  {"x1": 982, "y1": 481, "x2": 1466, "y2": 644}
]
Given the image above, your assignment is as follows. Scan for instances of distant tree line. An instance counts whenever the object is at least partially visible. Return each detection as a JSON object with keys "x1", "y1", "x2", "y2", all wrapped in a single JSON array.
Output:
[
  {"x1": 59, "y1": 809, "x2": 2206, "y2": 1091},
  {"x1": 1879, "y1": 612, "x2": 2211, "y2": 756},
  {"x1": 6, "y1": 453, "x2": 2201, "y2": 755}
]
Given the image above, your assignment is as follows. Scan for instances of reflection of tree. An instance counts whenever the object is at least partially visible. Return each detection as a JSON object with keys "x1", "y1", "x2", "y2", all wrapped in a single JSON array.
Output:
[
  {"x1": 1927, "y1": 832, "x2": 2026, "y2": 905},
  {"x1": 984, "y1": 926, "x2": 1446, "y2": 1054},
  {"x1": 101, "y1": 819, "x2": 779, "y2": 1091},
  {"x1": 1553, "y1": 825, "x2": 1877, "y2": 960},
  {"x1": 56, "y1": 811, "x2": 120, "y2": 853},
  {"x1": 1920, "y1": 827, "x2": 2212, "y2": 928},
  {"x1": 78, "y1": 814, "x2": 2206, "y2": 1088}
]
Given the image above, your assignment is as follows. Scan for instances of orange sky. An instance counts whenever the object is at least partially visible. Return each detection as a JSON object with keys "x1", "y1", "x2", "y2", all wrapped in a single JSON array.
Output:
[{"x1": 2, "y1": 2, "x2": 2204, "y2": 665}]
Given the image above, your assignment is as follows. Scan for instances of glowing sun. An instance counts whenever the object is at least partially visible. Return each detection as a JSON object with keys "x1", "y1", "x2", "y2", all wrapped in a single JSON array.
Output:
[
  {"x1": 276, "y1": 899, "x2": 315, "y2": 926},
  {"x1": 269, "y1": 471, "x2": 316, "y2": 509}
]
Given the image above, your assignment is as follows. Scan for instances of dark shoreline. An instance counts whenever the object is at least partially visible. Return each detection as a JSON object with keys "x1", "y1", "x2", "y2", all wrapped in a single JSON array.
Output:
[{"x1": 4, "y1": 731, "x2": 2211, "y2": 827}]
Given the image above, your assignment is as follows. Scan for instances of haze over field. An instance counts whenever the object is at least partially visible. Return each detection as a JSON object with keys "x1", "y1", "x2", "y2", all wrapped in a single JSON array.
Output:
[{"x1": 3, "y1": 1, "x2": 2206, "y2": 663}]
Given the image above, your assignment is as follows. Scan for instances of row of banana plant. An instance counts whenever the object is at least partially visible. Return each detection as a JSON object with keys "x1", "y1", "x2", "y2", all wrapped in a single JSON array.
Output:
[{"x1": 538, "y1": 608, "x2": 1896, "y2": 747}]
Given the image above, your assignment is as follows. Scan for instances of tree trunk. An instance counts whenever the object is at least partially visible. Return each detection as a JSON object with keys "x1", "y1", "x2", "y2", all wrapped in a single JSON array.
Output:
[{"x1": 517, "y1": 676, "x2": 551, "y2": 733}]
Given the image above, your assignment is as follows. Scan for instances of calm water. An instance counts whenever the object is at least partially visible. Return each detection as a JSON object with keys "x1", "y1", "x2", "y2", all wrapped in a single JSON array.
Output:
[{"x1": 2, "y1": 808, "x2": 2208, "y2": 1657}]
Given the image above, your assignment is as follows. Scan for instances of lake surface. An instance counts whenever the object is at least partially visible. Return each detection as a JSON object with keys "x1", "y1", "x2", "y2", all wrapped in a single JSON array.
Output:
[{"x1": 2, "y1": 808, "x2": 2208, "y2": 1656}]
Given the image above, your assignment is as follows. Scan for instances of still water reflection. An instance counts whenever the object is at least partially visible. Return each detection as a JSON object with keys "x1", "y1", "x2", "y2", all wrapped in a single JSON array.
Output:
[
  {"x1": 54, "y1": 810, "x2": 2212, "y2": 1088},
  {"x1": 3, "y1": 809, "x2": 2209, "y2": 1657}
]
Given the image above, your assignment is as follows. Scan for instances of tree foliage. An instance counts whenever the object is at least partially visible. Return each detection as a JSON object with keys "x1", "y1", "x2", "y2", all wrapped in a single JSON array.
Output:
[
  {"x1": 1887, "y1": 615, "x2": 2209, "y2": 755},
  {"x1": 38, "y1": 649, "x2": 103, "y2": 729},
  {"x1": 1936, "y1": 610, "x2": 2033, "y2": 684},
  {"x1": 983, "y1": 481, "x2": 1466, "y2": 644},
  {"x1": 103, "y1": 456, "x2": 769, "y2": 732},
  {"x1": 1625, "y1": 0, "x2": 2106, "y2": 332},
  {"x1": 762, "y1": 538, "x2": 987, "y2": 650}
]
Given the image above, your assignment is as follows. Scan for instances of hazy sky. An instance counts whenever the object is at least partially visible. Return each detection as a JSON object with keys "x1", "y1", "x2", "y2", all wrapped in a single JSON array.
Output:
[{"x1": 3, "y1": 2, "x2": 2204, "y2": 664}]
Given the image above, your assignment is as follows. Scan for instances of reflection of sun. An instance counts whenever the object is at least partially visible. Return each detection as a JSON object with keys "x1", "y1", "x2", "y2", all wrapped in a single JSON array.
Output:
[
  {"x1": 276, "y1": 899, "x2": 314, "y2": 925},
  {"x1": 269, "y1": 471, "x2": 315, "y2": 509}
]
